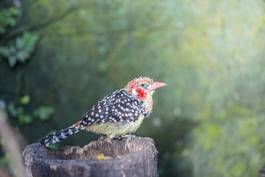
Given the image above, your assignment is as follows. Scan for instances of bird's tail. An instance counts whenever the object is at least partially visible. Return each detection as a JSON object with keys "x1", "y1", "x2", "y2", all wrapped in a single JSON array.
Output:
[{"x1": 40, "y1": 121, "x2": 85, "y2": 147}]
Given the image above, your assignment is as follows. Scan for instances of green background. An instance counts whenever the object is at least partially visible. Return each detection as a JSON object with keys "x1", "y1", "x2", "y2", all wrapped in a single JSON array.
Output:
[{"x1": 1, "y1": 0, "x2": 265, "y2": 177}]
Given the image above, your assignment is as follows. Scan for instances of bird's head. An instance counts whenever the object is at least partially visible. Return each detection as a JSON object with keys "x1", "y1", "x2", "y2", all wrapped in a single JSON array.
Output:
[{"x1": 125, "y1": 76, "x2": 166, "y2": 101}]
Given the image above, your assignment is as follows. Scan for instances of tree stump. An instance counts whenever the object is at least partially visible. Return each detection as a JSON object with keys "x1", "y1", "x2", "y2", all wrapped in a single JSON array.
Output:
[
  {"x1": 23, "y1": 136, "x2": 158, "y2": 177},
  {"x1": 259, "y1": 167, "x2": 265, "y2": 177}
]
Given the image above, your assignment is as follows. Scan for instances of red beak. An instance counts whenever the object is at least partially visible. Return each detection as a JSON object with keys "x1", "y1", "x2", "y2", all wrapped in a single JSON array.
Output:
[{"x1": 149, "y1": 81, "x2": 167, "y2": 91}]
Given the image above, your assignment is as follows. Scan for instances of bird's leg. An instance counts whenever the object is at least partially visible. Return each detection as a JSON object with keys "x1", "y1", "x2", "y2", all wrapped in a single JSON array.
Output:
[
  {"x1": 98, "y1": 135, "x2": 105, "y2": 147},
  {"x1": 103, "y1": 137, "x2": 112, "y2": 144},
  {"x1": 124, "y1": 134, "x2": 136, "y2": 150},
  {"x1": 98, "y1": 135, "x2": 112, "y2": 146},
  {"x1": 98, "y1": 135, "x2": 106, "y2": 142}
]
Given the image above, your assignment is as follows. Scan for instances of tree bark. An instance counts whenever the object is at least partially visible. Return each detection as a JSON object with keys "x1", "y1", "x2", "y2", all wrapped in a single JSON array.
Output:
[
  {"x1": 260, "y1": 167, "x2": 265, "y2": 177},
  {"x1": 23, "y1": 136, "x2": 158, "y2": 177}
]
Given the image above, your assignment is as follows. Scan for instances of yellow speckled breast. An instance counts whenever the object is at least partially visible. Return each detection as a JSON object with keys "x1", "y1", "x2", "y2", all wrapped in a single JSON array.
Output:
[{"x1": 87, "y1": 115, "x2": 145, "y2": 138}]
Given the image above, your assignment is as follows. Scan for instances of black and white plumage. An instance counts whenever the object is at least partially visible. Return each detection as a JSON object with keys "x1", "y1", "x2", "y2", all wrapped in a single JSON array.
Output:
[
  {"x1": 80, "y1": 89, "x2": 149, "y2": 126},
  {"x1": 40, "y1": 76, "x2": 166, "y2": 147}
]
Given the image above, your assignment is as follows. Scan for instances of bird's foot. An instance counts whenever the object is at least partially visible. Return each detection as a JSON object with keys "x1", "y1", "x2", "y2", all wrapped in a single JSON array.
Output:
[
  {"x1": 98, "y1": 136, "x2": 106, "y2": 142},
  {"x1": 98, "y1": 136, "x2": 112, "y2": 146},
  {"x1": 103, "y1": 137, "x2": 112, "y2": 144},
  {"x1": 124, "y1": 135, "x2": 135, "y2": 150}
]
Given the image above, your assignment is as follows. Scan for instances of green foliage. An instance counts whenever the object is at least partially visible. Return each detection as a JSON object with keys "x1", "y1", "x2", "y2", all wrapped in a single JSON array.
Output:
[
  {"x1": 0, "y1": 5, "x2": 38, "y2": 67},
  {"x1": 19, "y1": 95, "x2": 30, "y2": 105},
  {"x1": 0, "y1": 155, "x2": 9, "y2": 168},
  {"x1": 0, "y1": 7, "x2": 18, "y2": 34},
  {"x1": 0, "y1": 32, "x2": 38, "y2": 67},
  {"x1": 7, "y1": 95, "x2": 54, "y2": 125},
  {"x1": 33, "y1": 106, "x2": 55, "y2": 121}
]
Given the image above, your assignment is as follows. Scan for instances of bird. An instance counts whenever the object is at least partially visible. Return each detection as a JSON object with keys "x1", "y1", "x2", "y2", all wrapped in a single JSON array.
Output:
[{"x1": 40, "y1": 76, "x2": 166, "y2": 147}]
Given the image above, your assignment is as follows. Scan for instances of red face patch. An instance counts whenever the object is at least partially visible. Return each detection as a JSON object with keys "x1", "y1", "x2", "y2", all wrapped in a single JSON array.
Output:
[{"x1": 136, "y1": 87, "x2": 147, "y2": 100}]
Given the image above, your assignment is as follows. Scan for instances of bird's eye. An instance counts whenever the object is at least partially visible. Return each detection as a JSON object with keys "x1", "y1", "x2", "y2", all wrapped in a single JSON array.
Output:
[{"x1": 140, "y1": 83, "x2": 148, "y2": 89}]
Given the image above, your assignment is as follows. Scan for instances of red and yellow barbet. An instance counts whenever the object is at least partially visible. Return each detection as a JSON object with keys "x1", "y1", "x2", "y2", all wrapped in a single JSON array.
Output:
[{"x1": 40, "y1": 76, "x2": 166, "y2": 147}]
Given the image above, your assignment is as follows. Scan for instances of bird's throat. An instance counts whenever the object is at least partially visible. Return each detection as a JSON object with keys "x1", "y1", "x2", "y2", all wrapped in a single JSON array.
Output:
[{"x1": 142, "y1": 95, "x2": 153, "y2": 114}]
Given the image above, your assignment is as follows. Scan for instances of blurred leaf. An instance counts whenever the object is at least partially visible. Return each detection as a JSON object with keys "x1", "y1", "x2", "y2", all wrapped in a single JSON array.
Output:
[
  {"x1": 0, "y1": 33, "x2": 38, "y2": 67},
  {"x1": 7, "y1": 103, "x2": 17, "y2": 117},
  {"x1": 33, "y1": 106, "x2": 54, "y2": 120},
  {"x1": 8, "y1": 56, "x2": 17, "y2": 67},
  {"x1": 18, "y1": 115, "x2": 32, "y2": 125},
  {"x1": 19, "y1": 95, "x2": 30, "y2": 105},
  {"x1": 0, "y1": 7, "x2": 19, "y2": 34}
]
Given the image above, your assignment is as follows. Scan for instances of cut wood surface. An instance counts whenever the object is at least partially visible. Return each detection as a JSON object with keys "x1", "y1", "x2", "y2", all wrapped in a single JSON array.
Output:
[{"x1": 23, "y1": 136, "x2": 158, "y2": 177}]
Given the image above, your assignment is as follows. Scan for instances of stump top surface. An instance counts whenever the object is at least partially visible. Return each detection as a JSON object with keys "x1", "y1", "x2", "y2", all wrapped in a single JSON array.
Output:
[
  {"x1": 24, "y1": 136, "x2": 155, "y2": 160},
  {"x1": 23, "y1": 136, "x2": 158, "y2": 177}
]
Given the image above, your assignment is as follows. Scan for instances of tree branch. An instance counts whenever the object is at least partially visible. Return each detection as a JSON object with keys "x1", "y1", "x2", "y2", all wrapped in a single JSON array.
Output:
[{"x1": 3, "y1": 6, "x2": 80, "y2": 42}]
